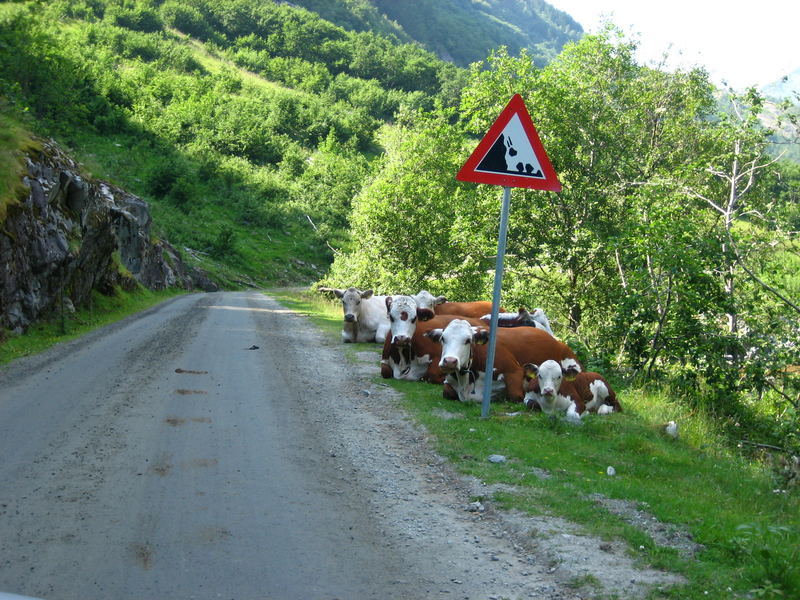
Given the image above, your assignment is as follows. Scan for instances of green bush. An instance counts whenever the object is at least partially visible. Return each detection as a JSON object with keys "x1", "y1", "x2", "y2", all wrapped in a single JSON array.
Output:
[{"x1": 104, "y1": 5, "x2": 163, "y2": 33}]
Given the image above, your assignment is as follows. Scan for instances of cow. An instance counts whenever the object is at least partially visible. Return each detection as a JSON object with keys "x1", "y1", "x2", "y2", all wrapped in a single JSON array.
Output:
[
  {"x1": 319, "y1": 286, "x2": 391, "y2": 343},
  {"x1": 480, "y1": 307, "x2": 553, "y2": 335},
  {"x1": 522, "y1": 359, "x2": 622, "y2": 417},
  {"x1": 424, "y1": 320, "x2": 580, "y2": 404},
  {"x1": 380, "y1": 295, "x2": 482, "y2": 383},
  {"x1": 411, "y1": 290, "x2": 503, "y2": 319}
]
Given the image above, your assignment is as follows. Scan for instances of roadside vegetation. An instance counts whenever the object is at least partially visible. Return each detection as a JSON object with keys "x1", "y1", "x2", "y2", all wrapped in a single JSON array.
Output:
[
  {"x1": 0, "y1": 286, "x2": 187, "y2": 365},
  {"x1": 272, "y1": 288, "x2": 800, "y2": 600}
]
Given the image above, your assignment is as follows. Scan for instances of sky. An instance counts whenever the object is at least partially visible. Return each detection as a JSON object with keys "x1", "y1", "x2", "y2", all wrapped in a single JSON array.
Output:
[{"x1": 547, "y1": 0, "x2": 800, "y2": 91}]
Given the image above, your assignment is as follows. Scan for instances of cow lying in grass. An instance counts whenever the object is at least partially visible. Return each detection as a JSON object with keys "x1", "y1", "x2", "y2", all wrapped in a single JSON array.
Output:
[
  {"x1": 412, "y1": 289, "x2": 502, "y2": 319},
  {"x1": 480, "y1": 307, "x2": 553, "y2": 335},
  {"x1": 522, "y1": 359, "x2": 622, "y2": 417},
  {"x1": 424, "y1": 320, "x2": 580, "y2": 403}
]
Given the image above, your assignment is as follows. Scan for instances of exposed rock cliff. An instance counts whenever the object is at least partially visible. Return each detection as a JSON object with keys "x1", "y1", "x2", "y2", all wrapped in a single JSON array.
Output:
[{"x1": 1, "y1": 137, "x2": 217, "y2": 334}]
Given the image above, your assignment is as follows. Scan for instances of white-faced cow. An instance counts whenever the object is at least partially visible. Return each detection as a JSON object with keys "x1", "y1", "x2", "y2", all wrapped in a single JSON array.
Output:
[
  {"x1": 522, "y1": 359, "x2": 621, "y2": 417},
  {"x1": 424, "y1": 320, "x2": 580, "y2": 404},
  {"x1": 481, "y1": 307, "x2": 553, "y2": 335},
  {"x1": 319, "y1": 286, "x2": 391, "y2": 344},
  {"x1": 412, "y1": 289, "x2": 502, "y2": 319}
]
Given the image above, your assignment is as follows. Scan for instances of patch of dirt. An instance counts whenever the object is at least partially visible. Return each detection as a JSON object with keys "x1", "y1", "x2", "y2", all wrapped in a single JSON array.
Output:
[
  {"x1": 269, "y1": 294, "x2": 688, "y2": 599},
  {"x1": 587, "y1": 493, "x2": 705, "y2": 559}
]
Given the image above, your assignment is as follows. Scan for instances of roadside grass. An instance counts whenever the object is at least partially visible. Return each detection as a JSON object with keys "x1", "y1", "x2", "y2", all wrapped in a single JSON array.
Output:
[
  {"x1": 275, "y1": 288, "x2": 800, "y2": 600},
  {"x1": 0, "y1": 286, "x2": 187, "y2": 365},
  {"x1": 0, "y1": 110, "x2": 41, "y2": 222}
]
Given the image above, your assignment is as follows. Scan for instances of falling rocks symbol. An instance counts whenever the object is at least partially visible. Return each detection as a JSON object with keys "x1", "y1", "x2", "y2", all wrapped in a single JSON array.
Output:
[{"x1": 477, "y1": 132, "x2": 543, "y2": 178}]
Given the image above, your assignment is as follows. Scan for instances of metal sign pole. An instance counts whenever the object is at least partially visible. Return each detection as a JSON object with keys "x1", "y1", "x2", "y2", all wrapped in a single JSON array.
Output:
[{"x1": 481, "y1": 186, "x2": 511, "y2": 418}]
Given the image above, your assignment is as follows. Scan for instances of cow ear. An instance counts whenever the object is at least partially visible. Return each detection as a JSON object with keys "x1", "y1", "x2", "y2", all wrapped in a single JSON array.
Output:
[
  {"x1": 472, "y1": 328, "x2": 490, "y2": 344},
  {"x1": 332, "y1": 288, "x2": 345, "y2": 299},
  {"x1": 523, "y1": 363, "x2": 539, "y2": 380},
  {"x1": 417, "y1": 308, "x2": 435, "y2": 321},
  {"x1": 424, "y1": 329, "x2": 443, "y2": 343},
  {"x1": 434, "y1": 295, "x2": 447, "y2": 305},
  {"x1": 561, "y1": 358, "x2": 581, "y2": 381},
  {"x1": 361, "y1": 289, "x2": 374, "y2": 299},
  {"x1": 385, "y1": 295, "x2": 393, "y2": 312}
]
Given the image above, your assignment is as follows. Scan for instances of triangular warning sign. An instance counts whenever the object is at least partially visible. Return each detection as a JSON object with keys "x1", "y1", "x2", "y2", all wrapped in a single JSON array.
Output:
[{"x1": 457, "y1": 94, "x2": 561, "y2": 191}]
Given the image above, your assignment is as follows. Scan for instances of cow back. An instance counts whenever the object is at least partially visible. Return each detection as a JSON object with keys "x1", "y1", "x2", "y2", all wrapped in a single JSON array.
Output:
[
  {"x1": 434, "y1": 301, "x2": 501, "y2": 319},
  {"x1": 495, "y1": 326, "x2": 577, "y2": 366}
]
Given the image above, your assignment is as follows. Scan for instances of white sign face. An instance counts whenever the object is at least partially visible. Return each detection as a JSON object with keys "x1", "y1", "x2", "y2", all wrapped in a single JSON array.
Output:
[{"x1": 475, "y1": 114, "x2": 545, "y2": 179}]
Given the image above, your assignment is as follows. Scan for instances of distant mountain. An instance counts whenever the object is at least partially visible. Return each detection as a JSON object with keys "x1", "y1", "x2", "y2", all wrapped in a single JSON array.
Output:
[
  {"x1": 292, "y1": 0, "x2": 584, "y2": 67},
  {"x1": 762, "y1": 67, "x2": 800, "y2": 100}
]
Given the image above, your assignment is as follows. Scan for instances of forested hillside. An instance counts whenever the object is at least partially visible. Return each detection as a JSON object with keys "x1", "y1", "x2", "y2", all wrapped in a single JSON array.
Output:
[
  {"x1": 1, "y1": 1, "x2": 799, "y2": 461},
  {"x1": 292, "y1": 0, "x2": 583, "y2": 67}
]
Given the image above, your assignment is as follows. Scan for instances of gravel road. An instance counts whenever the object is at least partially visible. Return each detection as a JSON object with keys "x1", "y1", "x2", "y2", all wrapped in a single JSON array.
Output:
[{"x1": 0, "y1": 291, "x2": 683, "y2": 599}]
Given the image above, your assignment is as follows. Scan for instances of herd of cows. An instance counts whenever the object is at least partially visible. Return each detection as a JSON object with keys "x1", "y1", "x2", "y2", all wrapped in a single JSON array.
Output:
[{"x1": 318, "y1": 287, "x2": 622, "y2": 420}]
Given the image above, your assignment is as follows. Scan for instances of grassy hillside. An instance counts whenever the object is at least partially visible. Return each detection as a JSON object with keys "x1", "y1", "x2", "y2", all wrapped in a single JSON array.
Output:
[{"x1": 0, "y1": 0, "x2": 469, "y2": 287}]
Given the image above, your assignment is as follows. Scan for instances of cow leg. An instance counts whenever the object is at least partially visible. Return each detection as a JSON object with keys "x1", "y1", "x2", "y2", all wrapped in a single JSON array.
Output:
[{"x1": 584, "y1": 380, "x2": 609, "y2": 413}]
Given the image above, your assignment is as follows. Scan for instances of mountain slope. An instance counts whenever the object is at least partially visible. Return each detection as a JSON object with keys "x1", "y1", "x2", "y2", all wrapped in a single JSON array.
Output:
[
  {"x1": 762, "y1": 67, "x2": 800, "y2": 100},
  {"x1": 293, "y1": 0, "x2": 583, "y2": 67}
]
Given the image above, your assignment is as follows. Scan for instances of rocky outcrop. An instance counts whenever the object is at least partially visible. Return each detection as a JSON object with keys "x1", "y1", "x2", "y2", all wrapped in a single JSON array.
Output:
[{"x1": 0, "y1": 137, "x2": 217, "y2": 334}]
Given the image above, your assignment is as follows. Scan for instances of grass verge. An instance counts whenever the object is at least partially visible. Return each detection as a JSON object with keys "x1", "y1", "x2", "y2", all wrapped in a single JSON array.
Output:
[
  {"x1": 0, "y1": 286, "x2": 188, "y2": 365},
  {"x1": 273, "y1": 288, "x2": 800, "y2": 600}
]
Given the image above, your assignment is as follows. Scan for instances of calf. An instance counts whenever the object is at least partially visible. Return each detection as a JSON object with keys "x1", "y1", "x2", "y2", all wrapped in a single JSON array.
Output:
[
  {"x1": 319, "y1": 286, "x2": 391, "y2": 343},
  {"x1": 523, "y1": 360, "x2": 621, "y2": 417},
  {"x1": 481, "y1": 307, "x2": 553, "y2": 335},
  {"x1": 424, "y1": 320, "x2": 580, "y2": 403},
  {"x1": 412, "y1": 290, "x2": 502, "y2": 319}
]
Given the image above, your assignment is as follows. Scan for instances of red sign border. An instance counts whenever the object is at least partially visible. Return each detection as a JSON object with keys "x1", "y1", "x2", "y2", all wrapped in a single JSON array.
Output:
[{"x1": 456, "y1": 94, "x2": 561, "y2": 192}]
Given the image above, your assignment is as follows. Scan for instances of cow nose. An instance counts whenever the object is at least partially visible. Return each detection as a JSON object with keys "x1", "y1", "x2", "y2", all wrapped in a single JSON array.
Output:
[
  {"x1": 440, "y1": 357, "x2": 458, "y2": 372},
  {"x1": 344, "y1": 313, "x2": 356, "y2": 322},
  {"x1": 542, "y1": 387, "x2": 555, "y2": 396},
  {"x1": 395, "y1": 335, "x2": 410, "y2": 346}
]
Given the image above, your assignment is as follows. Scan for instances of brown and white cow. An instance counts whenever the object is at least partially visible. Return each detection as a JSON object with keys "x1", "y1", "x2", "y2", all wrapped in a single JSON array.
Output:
[
  {"x1": 412, "y1": 290, "x2": 502, "y2": 319},
  {"x1": 522, "y1": 359, "x2": 622, "y2": 417},
  {"x1": 480, "y1": 307, "x2": 554, "y2": 335},
  {"x1": 424, "y1": 320, "x2": 580, "y2": 403},
  {"x1": 319, "y1": 286, "x2": 391, "y2": 344}
]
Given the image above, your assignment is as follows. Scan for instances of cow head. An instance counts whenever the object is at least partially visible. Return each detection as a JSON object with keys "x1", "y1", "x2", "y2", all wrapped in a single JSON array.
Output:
[
  {"x1": 425, "y1": 319, "x2": 488, "y2": 374},
  {"x1": 384, "y1": 295, "x2": 432, "y2": 346},
  {"x1": 412, "y1": 290, "x2": 447, "y2": 311},
  {"x1": 561, "y1": 358, "x2": 582, "y2": 381},
  {"x1": 526, "y1": 360, "x2": 563, "y2": 399},
  {"x1": 333, "y1": 287, "x2": 373, "y2": 323}
]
